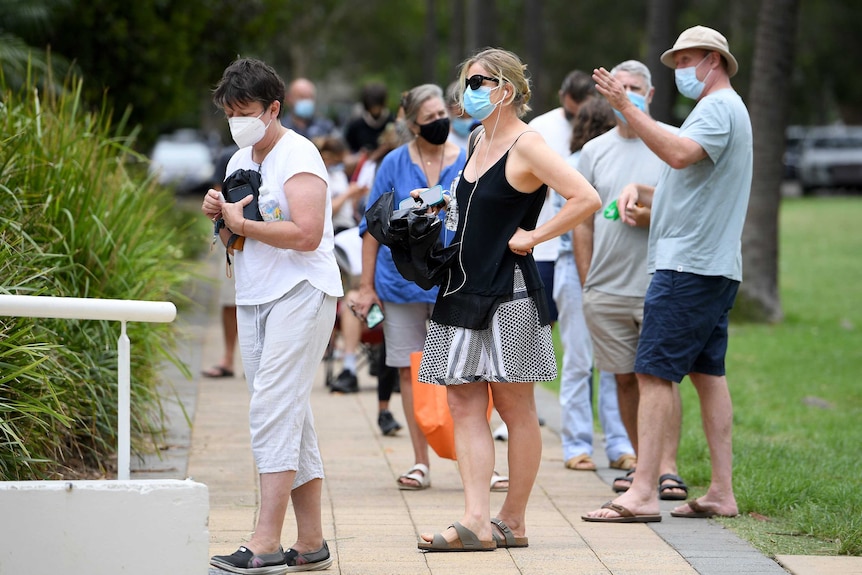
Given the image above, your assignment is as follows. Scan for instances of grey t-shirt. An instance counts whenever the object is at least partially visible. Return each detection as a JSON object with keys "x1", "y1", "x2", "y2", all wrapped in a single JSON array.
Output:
[
  {"x1": 648, "y1": 89, "x2": 753, "y2": 281},
  {"x1": 577, "y1": 125, "x2": 676, "y2": 297}
]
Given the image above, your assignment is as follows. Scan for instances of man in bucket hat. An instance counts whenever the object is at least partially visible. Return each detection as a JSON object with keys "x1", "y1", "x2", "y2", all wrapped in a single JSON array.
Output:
[{"x1": 582, "y1": 25, "x2": 752, "y2": 523}]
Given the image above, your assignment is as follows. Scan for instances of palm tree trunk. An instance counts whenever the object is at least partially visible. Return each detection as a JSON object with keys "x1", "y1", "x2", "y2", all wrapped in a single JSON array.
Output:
[
  {"x1": 423, "y1": 0, "x2": 438, "y2": 83},
  {"x1": 523, "y1": 0, "x2": 545, "y2": 112},
  {"x1": 737, "y1": 0, "x2": 800, "y2": 322},
  {"x1": 646, "y1": 0, "x2": 678, "y2": 124}
]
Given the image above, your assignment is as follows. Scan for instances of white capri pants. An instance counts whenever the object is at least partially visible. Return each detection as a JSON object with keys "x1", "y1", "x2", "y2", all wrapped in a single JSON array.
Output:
[{"x1": 237, "y1": 280, "x2": 337, "y2": 487}]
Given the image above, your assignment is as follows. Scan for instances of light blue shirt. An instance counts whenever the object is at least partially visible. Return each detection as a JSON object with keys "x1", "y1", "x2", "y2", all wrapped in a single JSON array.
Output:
[
  {"x1": 648, "y1": 89, "x2": 753, "y2": 281},
  {"x1": 556, "y1": 152, "x2": 581, "y2": 255},
  {"x1": 359, "y1": 144, "x2": 466, "y2": 303}
]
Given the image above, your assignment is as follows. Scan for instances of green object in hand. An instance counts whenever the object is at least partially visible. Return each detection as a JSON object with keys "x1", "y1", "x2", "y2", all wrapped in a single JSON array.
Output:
[{"x1": 603, "y1": 200, "x2": 620, "y2": 221}]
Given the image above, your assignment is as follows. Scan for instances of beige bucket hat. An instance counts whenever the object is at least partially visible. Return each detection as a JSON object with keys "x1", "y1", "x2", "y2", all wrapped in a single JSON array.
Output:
[{"x1": 660, "y1": 26, "x2": 739, "y2": 78}]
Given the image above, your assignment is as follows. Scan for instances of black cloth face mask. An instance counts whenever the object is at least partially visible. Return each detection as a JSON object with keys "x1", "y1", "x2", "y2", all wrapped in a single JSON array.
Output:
[{"x1": 418, "y1": 118, "x2": 450, "y2": 145}]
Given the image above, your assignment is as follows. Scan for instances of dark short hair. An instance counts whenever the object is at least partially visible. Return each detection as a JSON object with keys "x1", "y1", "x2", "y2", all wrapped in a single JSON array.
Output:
[
  {"x1": 560, "y1": 70, "x2": 597, "y2": 103},
  {"x1": 361, "y1": 82, "x2": 388, "y2": 110},
  {"x1": 212, "y1": 58, "x2": 285, "y2": 117}
]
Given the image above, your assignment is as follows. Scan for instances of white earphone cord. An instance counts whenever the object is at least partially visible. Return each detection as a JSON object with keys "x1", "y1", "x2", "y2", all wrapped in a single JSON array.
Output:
[{"x1": 443, "y1": 100, "x2": 502, "y2": 297}]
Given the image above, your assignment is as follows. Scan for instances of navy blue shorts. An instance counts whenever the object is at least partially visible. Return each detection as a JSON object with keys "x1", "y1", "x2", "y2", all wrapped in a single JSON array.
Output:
[
  {"x1": 535, "y1": 260, "x2": 559, "y2": 322},
  {"x1": 634, "y1": 270, "x2": 739, "y2": 383}
]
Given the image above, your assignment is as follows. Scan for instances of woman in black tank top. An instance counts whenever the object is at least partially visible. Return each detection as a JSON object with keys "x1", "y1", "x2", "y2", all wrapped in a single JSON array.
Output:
[{"x1": 416, "y1": 49, "x2": 602, "y2": 552}]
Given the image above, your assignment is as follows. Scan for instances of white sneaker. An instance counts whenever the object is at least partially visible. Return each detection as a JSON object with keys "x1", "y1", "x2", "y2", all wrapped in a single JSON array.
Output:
[{"x1": 493, "y1": 423, "x2": 509, "y2": 441}]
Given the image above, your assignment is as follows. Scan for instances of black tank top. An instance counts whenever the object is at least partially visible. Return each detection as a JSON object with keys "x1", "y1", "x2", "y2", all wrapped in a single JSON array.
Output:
[{"x1": 431, "y1": 133, "x2": 550, "y2": 330}]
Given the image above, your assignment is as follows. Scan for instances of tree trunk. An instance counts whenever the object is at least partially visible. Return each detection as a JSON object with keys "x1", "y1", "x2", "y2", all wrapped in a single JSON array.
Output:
[
  {"x1": 423, "y1": 0, "x2": 438, "y2": 83},
  {"x1": 646, "y1": 0, "x2": 677, "y2": 124},
  {"x1": 449, "y1": 0, "x2": 465, "y2": 73},
  {"x1": 737, "y1": 0, "x2": 800, "y2": 323},
  {"x1": 523, "y1": 0, "x2": 545, "y2": 113},
  {"x1": 468, "y1": 0, "x2": 497, "y2": 51}
]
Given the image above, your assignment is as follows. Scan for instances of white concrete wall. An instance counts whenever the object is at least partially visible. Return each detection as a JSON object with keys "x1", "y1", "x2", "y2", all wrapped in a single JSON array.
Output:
[{"x1": 0, "y1": 479, "x2": 209, "y2": 575}]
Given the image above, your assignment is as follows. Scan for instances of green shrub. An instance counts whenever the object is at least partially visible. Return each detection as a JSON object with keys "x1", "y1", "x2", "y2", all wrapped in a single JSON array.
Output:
[{"x1": 0, "y1": 76, "x2": 194, "y2": 479}]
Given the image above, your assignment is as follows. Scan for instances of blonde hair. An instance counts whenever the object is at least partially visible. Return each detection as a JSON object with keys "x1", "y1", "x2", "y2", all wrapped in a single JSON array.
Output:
[{"x1": 455, "y1": 48, "x2": 532, "y2": 118}]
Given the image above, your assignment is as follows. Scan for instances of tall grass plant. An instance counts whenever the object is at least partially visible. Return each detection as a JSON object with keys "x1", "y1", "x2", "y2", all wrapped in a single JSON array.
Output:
[{"x1": 0, "y1": 72, "x2": 196, "y2": 479}]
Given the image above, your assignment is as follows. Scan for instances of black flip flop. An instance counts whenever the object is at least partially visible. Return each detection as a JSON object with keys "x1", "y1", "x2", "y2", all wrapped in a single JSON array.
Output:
[
  {"x1": 612, "y1": 468, "x2": 636, "y2": 493},
  {"x1": 658, "y1": 473, "x2": 689, "y2": 501},
  {"x1": 202, "y1": 365, "x2": 234, "y2": 378}
]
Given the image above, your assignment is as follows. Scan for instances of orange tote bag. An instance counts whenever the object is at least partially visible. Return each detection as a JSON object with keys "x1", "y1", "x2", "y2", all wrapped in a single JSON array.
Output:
[{"x1": 410, "y1": 351, "x2": 493, "y2": 460}]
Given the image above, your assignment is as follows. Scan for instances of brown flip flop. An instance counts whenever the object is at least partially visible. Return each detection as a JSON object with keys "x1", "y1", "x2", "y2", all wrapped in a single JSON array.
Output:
[
  {"x1": 670, "y1": 499, "x2": 738, "y2": 519},
  {"x1": 581, "y1": 501, "x2": 662, "y2": 523}
]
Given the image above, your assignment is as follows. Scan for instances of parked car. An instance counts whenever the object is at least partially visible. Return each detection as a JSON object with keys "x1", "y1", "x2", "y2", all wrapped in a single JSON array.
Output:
[
  {"x1": 783, "y1": 125, "x2": 807, "y2": 180},
  {"x1": 148, "y1": 129, "x2": 216, "y2": 194},
  {"x1": 797, "y1": 125, "x2": 862, "y2": 195}
]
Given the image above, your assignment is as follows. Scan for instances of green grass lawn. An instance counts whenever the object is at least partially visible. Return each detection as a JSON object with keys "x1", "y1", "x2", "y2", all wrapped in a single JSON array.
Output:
[{"x1": 544, "y1": 196, "x2": 862, "y2": 557}]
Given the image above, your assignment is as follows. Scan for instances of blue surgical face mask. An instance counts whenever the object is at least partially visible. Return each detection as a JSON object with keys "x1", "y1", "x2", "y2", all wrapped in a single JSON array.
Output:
[
  {"x1": 614, "y1": 91, "x2": 648, "y2": 124},
  {"x1": 674, "y1": 54, "x2": 710, "y2": 100},
  {"x1": 462, "y1": 86, "x2": 500, "y2": 121},
  {"x1": 451, "y1": 116, "x2": 473, "y2": 137},
  {"x1": 293, "y1": 98, "x2": 315, "y2": 119}
]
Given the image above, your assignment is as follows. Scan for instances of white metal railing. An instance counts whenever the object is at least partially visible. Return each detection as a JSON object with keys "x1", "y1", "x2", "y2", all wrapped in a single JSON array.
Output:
[{"x1": 0, "y1": 295, "x2": 177, "y2": 480}]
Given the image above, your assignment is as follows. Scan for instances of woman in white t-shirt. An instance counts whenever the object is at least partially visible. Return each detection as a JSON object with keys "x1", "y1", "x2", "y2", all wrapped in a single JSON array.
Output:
[{"x1": 201, "y1": 58, "x2": 341, "y2": 574}]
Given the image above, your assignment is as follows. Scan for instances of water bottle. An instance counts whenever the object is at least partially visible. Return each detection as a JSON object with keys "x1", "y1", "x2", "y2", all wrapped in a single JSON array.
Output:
[
  {"x1": 258, "y1": 183, "x2": 283, "y2": 222},
  {"x1": 445, "y1": 170, "x2": 461, "y2": 231}
]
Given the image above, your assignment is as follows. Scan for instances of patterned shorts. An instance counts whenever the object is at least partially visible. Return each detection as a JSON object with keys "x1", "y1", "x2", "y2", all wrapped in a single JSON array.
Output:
[{"x1": 418, "y1": 267, "x2": 558, "y2": 385}]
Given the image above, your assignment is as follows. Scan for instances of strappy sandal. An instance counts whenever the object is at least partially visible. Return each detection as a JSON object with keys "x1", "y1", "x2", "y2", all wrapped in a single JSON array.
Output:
[
  {"x1": 609, "y1": 453, "x2": 637, "y2": 470},
  {"x1": 565, "y1": 453, "x2": 597, "y2": 471},
  {"x1": 612, "y1": 468, "x2": 636, "y2": 493},
  {"x1": 490, "y1": 470, "x2": 509, "y2": 492},
  {"x1": 658, "y1": 473, "x2": 689, "y2": 501},
  {"x1": 398, "y1": 463, "x2": 430, "y2": 490},
  {"x1": 490, "y1": 518, "x2": 529, "y2": 548},
  {"x1": 418, "y1": 521, "x2": 497, "y2": 552}
]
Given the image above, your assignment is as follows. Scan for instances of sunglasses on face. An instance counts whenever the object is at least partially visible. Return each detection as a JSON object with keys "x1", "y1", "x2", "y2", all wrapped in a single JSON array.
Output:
[{"x1": 465, "y1": 74, "x2": 500, "y2": 91}]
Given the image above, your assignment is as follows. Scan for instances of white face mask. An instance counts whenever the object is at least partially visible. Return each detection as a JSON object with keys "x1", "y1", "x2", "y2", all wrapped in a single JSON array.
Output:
[{"x1": 228, "y1": 109, "x2": 272, "y2": 148}]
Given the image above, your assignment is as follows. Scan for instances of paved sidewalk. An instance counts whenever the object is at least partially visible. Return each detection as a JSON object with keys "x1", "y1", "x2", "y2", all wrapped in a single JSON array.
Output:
[{"x1": 136, "y1": 257, "x2": 860, "y2": 574}]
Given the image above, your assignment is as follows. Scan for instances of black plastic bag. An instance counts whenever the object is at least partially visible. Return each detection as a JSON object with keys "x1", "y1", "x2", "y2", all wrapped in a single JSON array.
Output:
[{"x1": 365, "y1": 191, "x2": 458, "y2": 290}]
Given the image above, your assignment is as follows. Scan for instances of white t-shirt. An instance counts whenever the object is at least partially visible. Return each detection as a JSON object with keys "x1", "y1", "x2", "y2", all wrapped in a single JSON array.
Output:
[
  {"x1": 354, "y1": 158, "x2": 378, "y2": 191},
  {"x1": 328, "y1": 166, "x2": 357, "y2": 231},
  {"x1": 527, "y1": 107, "x2": 571, "y2": 262},
  {"x1": 226, "y1": 130, "x2": 344, "y2": 305}
]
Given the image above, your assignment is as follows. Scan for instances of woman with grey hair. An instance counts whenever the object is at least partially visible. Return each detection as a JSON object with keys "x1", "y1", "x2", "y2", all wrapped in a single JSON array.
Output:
[{"x1": 353, "y1": 84, "x2": 467, "y2": 492}]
